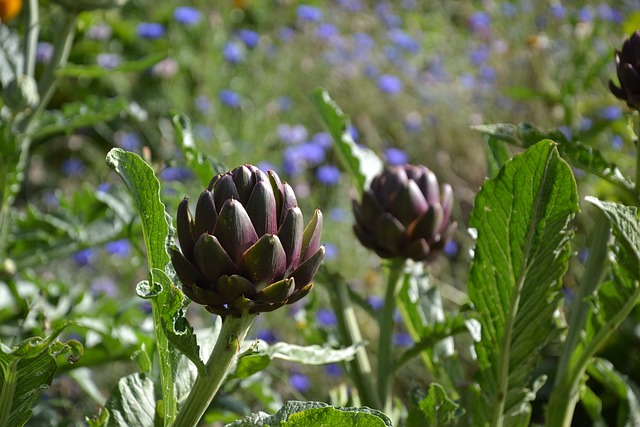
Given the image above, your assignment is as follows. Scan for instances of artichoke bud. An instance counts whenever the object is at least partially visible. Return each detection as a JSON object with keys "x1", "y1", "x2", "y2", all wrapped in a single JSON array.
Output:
[
  {"x1": 171, "y1": 164, "x2": 324, "y2": 318},
  {"x1": 610, "y1": 31, "x2": 640, "y2": 110},
  {"x1": 352, "y1": 164, "x2": 456, "y2": 261}
]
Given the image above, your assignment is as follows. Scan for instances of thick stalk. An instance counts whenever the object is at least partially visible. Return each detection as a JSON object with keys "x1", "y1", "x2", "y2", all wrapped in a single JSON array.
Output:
[
  {"x1": 172, "y1": 314, "x2": 256, "y2": 427},
  {"x1": 326, "y1": 272, "x2": 381, "y2": 409},
  {"x1": 376, "y1": 259, "x2": 405, "y2": 414},
  {"x1": 23, "y1": 0, "x2": 40, "y2": 79}
]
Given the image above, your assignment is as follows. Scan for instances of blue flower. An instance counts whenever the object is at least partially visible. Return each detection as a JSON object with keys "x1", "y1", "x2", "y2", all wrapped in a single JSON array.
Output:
[
  {"x1": 550, "y1": 4, "x2": 565, "y2": 19},
  {"x1": 367, "y1": 295, "x2": 384, "y2": 311},
  {"x1": 73, "y1": 249, "x2": 94, "y2": 266},
  {"x1": 86, "y1": 23, "x2": 112, "y2": 41},
  {"x1": 576, "y1": 7, "x2": 592, "y2": 22},
  {"x1": 501, "y1": 3, "x2": 517, "y2": 18},
  {"x1": 257, "y1": 161, "x2": 278, "y2": 173},
  {"x1": 283, "y1": 146, "x2": 307, "y2": 176},
  {"x1": 393, "y1": 332, "x2": 413, "y2": 347},
  {"x1": 91, "y1": 277, "x2": 117, "y2": 297},
  {"x1": 348, "y1": 124, "x2": 359, "y2": 141},
  {"x1": 277, "y1": 124, "x2": 308, "y2": 145},
  {"x1": 297, "y1": 142, "x2": 325, "y2": 165},
  {"x1": 219, "y1": 89, "x2": 242, "y2": 108},
  {"x1": 316, "y1": 308, "x2": 337, "y2": 327},
  {"x1": 377, "y1": 74, "x2": 403, "y2": 95},
  {"x1": 611, "y1": 135, "x2": 623, "y2": 150},
  {"x1": 160, "y1": 167, "x2": 193, "y2": 181},
  {"x1": 325, "y1": 364, "x2": 343, "y2": 378},
  {"x1": 255, "y1": 329, "x2": 278, "y2": 343},
  {"x1": 316, "y1": 23, "x2": 339, "y2": 40},
  {"x1": 387, "y1": 29, "x2": 420, "y2": 53},
  {"x1": 444, "y1": 240, "x2": 459, "y2": 257},
  {"x1": 174, "y1": 6, "x2": 202, "y2": 25},
  {"x1": 468, "y1": 46, "x2": 489, "y2": 65},
  {"x1": 36, "y1": 42, "x2": 54, "y2": 63},
  {"x1": 324, "y1": 243, "x2": 338, "y2": 260},
  {"x1": 468, "y1": 11, "x2": 491, "y2": 34},
  {"x1": 195, "y1": 95, "x2": 212, "y2": 114},
  {"x1": 479, "y1": 65, "x2": 496, "y2": 84},
  {"x1": 384, "y1": 147, "x2": 408, "y2": 166},
  {"x1": 136, "y1": 23, "x2": 165, "y2": 39},
  {"x1": 297, "y1": 5, "x2": 323, "y2": 22},
  {"x1": 289, "y1": 373, "x2": 311, "y2": 392},
  {"x1": 599, "y1": 106, "x2": 622, "y2": 121},
  {"x1": 279, "y1": 26, "x2": 296, "y2": 42},
  {"x1": 310, "y1": 132, "x2": 332, "y2": 149},
  {"x1": 580, "y1": 118, "x2": 592, "y2": 132},
  {"x1": 96, "y1": 53, "x2": 121, "y2": 69},
  {"x1": 316, "y1": 165, "x2": 341, "y2": 185},
  {"x1": 597, "y1": 5, "x2": 623, "y2": 23},
  {"x1": 336, "y1": 0, "x2": 363, "y2": 12},
  {"x1": 97, "y1": 183, "x2": 111, "y2": 193},
  {"x1": 118, "y1": 132, "x2": 141, "y2": 152},
  {"x1": 237, "y1": 29, "x2": 260, "y2": 48},
  {"x1": 62, "y1": 158, "x2": 85, "y2": 176},
  {"x1": 105, "y1": 239, "x2": 131, "y2": 257},
  {"x1": 223, "y1": 41, "x2": 245, "y2": 64},
  {"x1": 558, "y1": 126, "x2": 572, "y2": 141}
]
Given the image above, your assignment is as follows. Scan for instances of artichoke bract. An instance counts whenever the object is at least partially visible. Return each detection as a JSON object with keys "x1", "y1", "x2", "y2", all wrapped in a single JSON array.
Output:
[
  {"x1": 171, "y1": 164, "x2": 324, "y2": 317},
  {"x1": 352, "y1": 164, "x2": 456, "y2": 261},
  {"x1": 610, "y1": 31, "x2": 640, "y2": 110}
]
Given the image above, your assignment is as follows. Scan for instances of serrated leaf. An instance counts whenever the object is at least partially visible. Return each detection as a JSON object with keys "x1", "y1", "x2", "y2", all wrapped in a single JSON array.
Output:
[
  {"x1": 103, "y1": 373, "x2": 155, "y2": 427},
  {"x1": 309, "y1": 89, "x2": 383, "y2": 194},
  {"x1": 406, "y1": 383, "x2": 464, "y2": 427},
  {"x1": 106, "y1": 148, "x2": 170, "y2": 271},
  {"x1": 55, "y1": 52, "x2": 166, "y2": 78},
  {"x1": 225, "y1": 401, "x2": 392, "y2": 427},
  {"x1": 171, "y1": 113, "x2": 227, "y2": 187},
  {"x1": 467, "y1": 140, "x2": 578, "y2": 426},
  {"x1": 472, "y1": 122, "x2": 634, "y2": 196},
  {"x1": 0, "y1": 23, "x2": 23, "y2": 87}
]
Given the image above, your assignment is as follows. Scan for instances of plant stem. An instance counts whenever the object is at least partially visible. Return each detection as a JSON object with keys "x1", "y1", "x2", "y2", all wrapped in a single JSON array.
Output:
[
  {"x1": 172, "y1": 314, "x2": 256, "y2": 427},
  {"x1": 376, "y1": 258, "x2": 405, "y2": 414},
  {"x1": 151, "y1": 300, "x2": 176, "y2": 426},
  {"x1": 324, "y1": 270, "x2": 381, "y2": 409},
  {"x1": 0, "y1": 359, "x2": 19, "y2": 427},
  {"x1": 23, "y1": 0, "x2": 40, "y2": 79}
]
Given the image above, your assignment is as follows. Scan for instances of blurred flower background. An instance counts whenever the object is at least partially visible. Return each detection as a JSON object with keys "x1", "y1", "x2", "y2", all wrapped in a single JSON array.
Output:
[{"x1": 2, "y1": 0, "x2": 640, "y2": 424}]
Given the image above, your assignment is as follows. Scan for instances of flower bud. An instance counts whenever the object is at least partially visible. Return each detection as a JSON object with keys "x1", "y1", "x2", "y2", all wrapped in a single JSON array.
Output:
[{"x1": 610, "y1": 31, "x2": 640, "y2": 110}]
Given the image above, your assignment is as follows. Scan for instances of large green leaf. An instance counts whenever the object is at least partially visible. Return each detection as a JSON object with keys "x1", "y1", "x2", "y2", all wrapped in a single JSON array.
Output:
[
  {"x1": 102, "y1": 373, "x2": 156, "y2": 427},
  {"x1": 467, "y1": 140, "x2": 578, "y2": 426},
  {"x1": 472, "y1": 122, "x2": 634, "y2": 196},
  {"x1": 225, "y1": 401, "x2": 392, "y2": 427},
  {"x1": 309, "y1": 89, "x2": 383, "y2": 194}
]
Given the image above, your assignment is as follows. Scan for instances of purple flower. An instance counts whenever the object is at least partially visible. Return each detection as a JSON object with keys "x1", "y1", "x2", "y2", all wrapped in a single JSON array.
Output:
[
  {"x1": 317, "y1": 308, "x2": 337, "y2": 327},
  {"x1": 289, "y1": 373, "x2": 311, "y2": 392},
  {"x1": 599, "y1": 106, "x2": 622, "y2": 121},
  {"x1": 597, "y1": 5, "x2": 623, "y2": 23},
  {"x1": 468, "y1": 11, "x2": 491, "y2": 34},
  {"x1": 336, "y1": 0, "x2": 364, "y2": 12},
  {"x1": 611, "y1": 135, "x2": 623, "y2": 150},
  {"x1": 219, "y1": 89, "x2": 242, "y2": 108},
  {"x1": 325, "y1": 364, "x2": 343, "y2": 377},
  {"x1": 160, "y1": 166, "x2": 193, "y2": 181},
  {"x1": 393, "y1": 332, "x2": 413, "y2": 347},
  {"x1": 479, "y1": 65, "x2": 496, "y2": 84},
  {"x1": 36, "y1": 42, "x2": 54, "y2": 63},
  {"x1": 237, "y1": 29, "x2": 260, "y2": 48},
  {"x1": 277, "y1": 96, "x2": 293, "y2": 111},
  {"x1": 387, "y1": 29, "x2": 420, "y2": 53},
  {"x1": 297, "y1": 5, "x2": 323, "y2": 22},
  {"x1": 384, "y1": 147, "x2": 408, "y2": 166},
  {"x1": 174, "y1": 6, "x2": 202, "y2": 25},
  {"x1": 86, "y1": 23, "x2": 112, "y2": 41},
  {"x1": 324, "y1": 243, "x2": 338, "y2": 260},
  {"x1": 277, "y1": 124, "x2": 308, "y2": 145},
  {"x1": 62, "y1": 158, "x2": 85, "y2": 176},
  {"x1": 73, "y1": 249, "x2": 94, "y2": 266},
  {"x1": 558, "y1": 126, "x2": 572, "y2": 141},
  {"x1": 501, "y1": 3, "x2": 517, "y2": 18},
  {"x1": 310, "y1": 132, "x2": 332, "y2": 149},
  {"x1": 550, "y1": 4, "x2": 565, "y2": 19},
  {"x1": 468, "y1": 46, "x2": 490, "y2": 65},
  {"x1": 223, "y1": 41, "x2": 245, "y2": 64},
  {"x1": 91, "y1": 277, "x2": 117, "y2": 297},
  {"x1": 316, "y1": 23, "x2": 339, "y2": 40},
  {"x1": 283, "y1": 146, "x2": 307, "y2": 176},
  {"x1": 576, "y1": 7, "x2": 592, "y2": 22},
  {"x1": 316, "y1": 165, "x2": 341, "y2": 185},
  {"x1": 97, "y1": 183, "x2": 111, "y2": 193},
  {"x1": 377, "y1": 74, "x2": 403, "y2": 95},
  {"x1": 152, "y1": 58, "x2": 179, "y2": 78},
  {"x1": 136, "y1": 23, "x2": 165, "y2": 39},
  {"x1": 255, "y1": 329, "x2": 278, "y2": 344},
  {"x1": 195, "y1": 95, "x2": 212, "y2": 114},
  {"x1": 297, "y1": 142, "x2": 325, "y2": 165},
  {"x1": 444, "y1": 240, "x2": 459, "y2": 257},
  {"x1": 96, "y1": 53, "x2": 121, "y2": 69},
  {"x1": 367, "y1": 295, "x2": 384, "y2": 311},
  {"x1": 257, "y1": 161, "x2": 278, "y2": 173},
  {"x1": 104, "y1": 239, "x2": 131, "y2": 257},
  {"x1": 118, "y1": 132, "x2": 141, "y2": 151},
  {"x1": 348, "y1": 124, "x2": 359, "y2": 141},
  {"x1": 279, "y1": 26, "x2": 296, "y2": 42}
]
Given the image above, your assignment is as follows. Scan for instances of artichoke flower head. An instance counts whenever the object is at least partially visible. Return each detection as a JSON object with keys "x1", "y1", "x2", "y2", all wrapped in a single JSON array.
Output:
[
  {"x1": 171, "y1": 164, "x2": 324, "y2": 318},
  {"x1": 353, "y1": 164, "x2": 456, "y2": 262},
  {"x1": 610, "y1": 30, "x2": 640, "y2": 110}
]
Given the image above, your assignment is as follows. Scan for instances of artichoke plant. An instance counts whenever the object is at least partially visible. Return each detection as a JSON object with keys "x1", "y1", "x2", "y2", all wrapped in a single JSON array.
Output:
[
  {"x1": 352, "y1": 164, "x2": 455, "y2": 261},
  {"x1": 610, "y1": 31, "x2": 640, "y2": 110},
  {"x1": 171, "y1": 164, "x2": 324, "y2": 317}
]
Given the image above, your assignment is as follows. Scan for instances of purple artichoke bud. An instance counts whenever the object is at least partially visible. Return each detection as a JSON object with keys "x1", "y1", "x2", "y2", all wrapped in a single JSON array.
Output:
[
  {"x1": 171, "y1": 164, "x2": 324, "y2": 317},
  {"x1": 352, "y1": 164, "x2": 456, "y2": 261},
  {"x1": 610, "y1": 31, "x2": 640, "y2": 110}
]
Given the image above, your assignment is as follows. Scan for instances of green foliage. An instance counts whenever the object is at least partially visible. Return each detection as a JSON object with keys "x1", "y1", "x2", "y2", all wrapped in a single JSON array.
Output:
[
  {"x1": 406, "y1": 383, "x2": 464, "y2": 427},
  {"x1": 225, "y1": 401, "x2": 392, "y2": 427},
  {"x1": 100, "y1": 373, "x2": 156, "y2": 427},
  {"x1": 0, "y1": 23, "x2": 23, "y2": 87},
  {"x1": 467, "y1": 140, "x2": 579, "y2": 426},
  {"x1": 56, "y1": 52, "x2": 165, "y2": 78}
]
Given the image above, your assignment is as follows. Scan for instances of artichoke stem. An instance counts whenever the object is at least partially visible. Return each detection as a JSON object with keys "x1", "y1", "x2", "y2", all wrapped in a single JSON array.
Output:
[{"x1": 172, "y1": 314, "x2": 256, "y2": 427}]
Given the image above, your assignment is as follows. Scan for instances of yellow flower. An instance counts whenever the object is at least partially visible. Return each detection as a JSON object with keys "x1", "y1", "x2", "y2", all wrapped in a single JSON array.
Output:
[{"x1": 0, "y1": 0, "x2": 22, "y2": 23}]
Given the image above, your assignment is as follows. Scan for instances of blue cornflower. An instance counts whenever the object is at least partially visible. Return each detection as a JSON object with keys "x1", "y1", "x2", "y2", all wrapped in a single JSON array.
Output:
[
  {"x1": 324, "y1": 243, "x2": 338, "y2": 260},
  {"x1": 580, "y1": 118, "x2": 593, "y2": 132},
  {"x1": 255, "y1": 329, "x2": 278, "y2": 344},
  {"x1": 86, "y1": 23, "x2": 112, "y2": 41},
  {"x1": 576, "y1": 7, "x2": 592, "y2": 22},
  {"x1": 257, "y1": 161, "x2": 278, "y2": 173},
  {"x1": 558, "y1": 126, "x2": 572, "y2": 141},
  {"x1": 105, "y1": 239, "x2": 131, "y2": 257},
  {"x1": 97, "y1": 183, "x2": 111, "y2": 193},
  {"x1": 336, "y1": 0, "x2": 363, "y2": 12},
  {"x1": 597, "y1": 5, "x2": 623, "y2": 23},
  {"x1": 316, "y1": 165, "x2": 341, "y2": 185},
  {"x1": 36, "y1": 42, "x2": 54, "y2": 63},
  {"x1": 550, "y1": 4, "x2": 565, "y2": 19},
  {"x1": 160, "y1": 167, "x2": 193, "y2": 181},
  {"x1": 62, "y1": 158, "x2": 85, "y2": 176},
  {"x1": 195, "y1": 95, "x2": 212, "y2": 114},
  {"x1": 223, "y1": 41, "x2": 245, "y2": 64},
  {"x1": 310, "y1": 132, "x2": 332, "y2": 149},
  {"x1": 444, "y1": 240, "x2": 459, "y2": 257},
  {"x1": 118, "y1": 132, "x2": 141, "y2": 152},
  {"x1": 73, "y1": 248, "x2": 94, "y2": 266},
  {"x1": 459, "y1": 73, "x2": 476, "y2": 89},
  {"x1": 348, "y1": 124, "x2": 359, "y2": 141},
  {"x1": 283, "y1": 146, "x2": 307, "y2": 176},
  {"x1": 136, "y1": 23, "x2": 165, "y2": 39},
  {"x1": 297, "y1": 5, "x2": 323, "y2": 22},
  {"x1": 91, "y1": 277, "x2": 117, "y2": 297},
  {"x1": 219, "y1": 89, "x2": 242, "y2": 108},
  {"x1": 377, "y1": 74, "x2": 403, "y2": 95},
  {"x1": 174, "y1": 6, "x2": 202, "y2": 25},
  {"x1": 316, "y1": 23, "x2": 339, "y2": 40},
  {"x1": 611, "y1": 135, "x2": 623, "y2": 150},
  {"x1": 289, "y1": 373, "x2": 311, "y2": 392},
  {"x1": 384, "y1": 147, "x2": 408, "y2": 166},
  {"x1": 479, "y1": 65, "x2": 496, "y2": 84},
  {"x1": 387, "y1": 29, "x2": 420, "y2": 53},
  {"x1": 367, "y1": 295, "x2": 384, "y2": 311},
  {"x1": 325, "y1": 364, "x2": 343, "y2": 378},
  {"x1": 599, "y1": 106, "x2": 622, "y2": 121},
  {"x1": 277, "y1": 124, "x2": 308, "y2": 145},
  {"x1": 97, "y1": 53, "x2": 121, "y2": 69},
  {"x1": 297, "y1": 142, "x2": 325, "y2": 165},
  {"x1": 237, "y1": 29, "x2": 260, "y2": 48},
  {"x1": 468, "y1": 45, "x2": 489, "y2": 65},
  {"x1": 393, "y1": 332, "x2": 413, "y2": 347},
  {"x1": 316, "y1": 308, "x2": 337, "y2": 327},
  {"x1": 468, "y1": 11, "x2": 491, "y2": 33}
]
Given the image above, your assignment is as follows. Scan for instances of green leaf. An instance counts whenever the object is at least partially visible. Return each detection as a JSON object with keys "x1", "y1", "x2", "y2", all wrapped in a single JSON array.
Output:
[
  {"x1": 586, "y1": 358, "x2": 640, "y2": 427},
  {"x1": 55, "y1": 52, "x2": 166, "y2": 78},
  {"x1": 0, "y1": 23, "x2": 23, "y2": 87},
  {"x1": 225, "y1": 401, "x2": 392, "y2": 427},
  {"x1": 309, "y1": 89, "x2": 383, "y2": 194},
  {"x1": 484, "y1": 136, "x2": 512, "y2": 179},
  {"x1": 32, "y1": 96, "x2": 130, "y2": 140},
  {"x1": 106, "y1": 148, "x2": 170, "y2": 271},
  {"x1": 103, "y1": 373, "x2": 156, "y2": 427},
  {"x1": 467, "y1": 140, "x2": 579, "y2": 426},
  {"x1": 171, "y1": 112, "x2": 227, "y2": 187},
  {"x1": 406, "y1": 383, "x2": 464, "y2": 427},
  {"x1": 472, "y1": 122, "x2": 634, "y2": 196}
]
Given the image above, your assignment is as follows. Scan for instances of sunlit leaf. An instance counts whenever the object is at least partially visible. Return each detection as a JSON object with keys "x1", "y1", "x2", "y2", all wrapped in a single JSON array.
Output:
[{"x1": 406, "y1": 383, "x2": 464, "y2": 427}]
